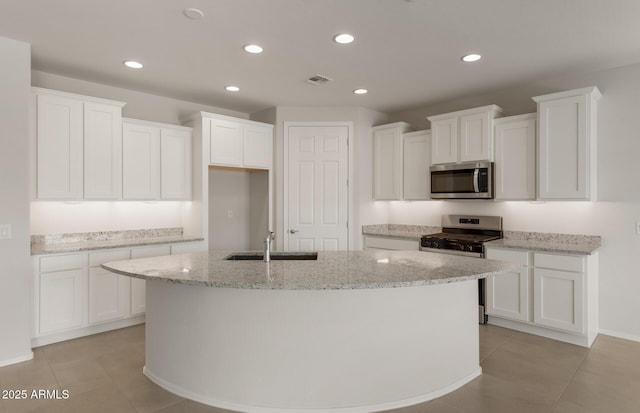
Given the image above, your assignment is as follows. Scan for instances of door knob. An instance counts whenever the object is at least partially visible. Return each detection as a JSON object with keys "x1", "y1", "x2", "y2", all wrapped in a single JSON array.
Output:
[{"x1": 289, "y1": 229, "x2": 299, "y2": 234}]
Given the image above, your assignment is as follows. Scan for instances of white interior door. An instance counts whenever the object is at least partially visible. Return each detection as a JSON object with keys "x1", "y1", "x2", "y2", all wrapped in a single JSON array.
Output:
[{"x1": 287, "y1": 125, "x2": 349, "y2": 251}]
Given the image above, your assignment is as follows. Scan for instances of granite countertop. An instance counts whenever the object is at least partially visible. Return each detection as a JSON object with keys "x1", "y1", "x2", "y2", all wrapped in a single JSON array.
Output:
[
  {"x1": 362, "y1": 224, "x2": 441, "y2": 240},
  {"x1": 485, "y1": 231, "x2": 601, "y2": 255},
  {"x1": 31, "y1": 228, "x2": 204, "y2": 255},
  {"x1": 101, "y1": 249, "x2": 520, "y2": 290}
]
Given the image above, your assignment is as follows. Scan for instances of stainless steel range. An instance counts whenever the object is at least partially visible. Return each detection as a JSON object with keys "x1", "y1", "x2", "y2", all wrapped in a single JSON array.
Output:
[{"x1": 420, "y1": 214, "x2": 503, "y2": 323}]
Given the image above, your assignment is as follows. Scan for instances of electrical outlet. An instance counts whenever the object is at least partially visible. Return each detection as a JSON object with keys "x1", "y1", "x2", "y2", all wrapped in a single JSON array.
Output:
[
  {"x1": 227, "y1": 210, "x2": 234, "y2": 219},
  {"x1": 0, "y1": 224, "x2": 11, "y2": 240}
]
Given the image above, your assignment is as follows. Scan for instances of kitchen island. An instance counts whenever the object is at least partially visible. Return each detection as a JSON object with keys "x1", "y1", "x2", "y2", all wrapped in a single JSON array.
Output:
[{"x1": 102, "y1": 250, "x2": 518, "y2": 413}]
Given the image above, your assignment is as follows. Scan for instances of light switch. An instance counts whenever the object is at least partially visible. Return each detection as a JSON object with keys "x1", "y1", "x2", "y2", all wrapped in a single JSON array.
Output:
[
  {"x1": 0, "y1": 224, "x2": 11, "y2": 240},
  {"x1": 636, "y1": 221, "x2": 640, "y2": 235}
]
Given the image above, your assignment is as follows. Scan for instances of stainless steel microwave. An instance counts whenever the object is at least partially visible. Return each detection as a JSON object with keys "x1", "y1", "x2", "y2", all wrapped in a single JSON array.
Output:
[{"x1": 430, "y1": 162, "x2": 494, "y2": 199}]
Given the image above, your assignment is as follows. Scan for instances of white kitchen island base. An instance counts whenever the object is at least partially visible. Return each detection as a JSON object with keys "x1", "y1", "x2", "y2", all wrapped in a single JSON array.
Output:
[{"x1": 143, "y1": 279, "x2": 481, "y2": 413}]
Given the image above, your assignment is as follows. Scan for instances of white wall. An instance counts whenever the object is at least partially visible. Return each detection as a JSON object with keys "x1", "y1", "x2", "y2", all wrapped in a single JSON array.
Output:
[
  {"x1": 0, "y1": 37, "x2": 32, "y2": 366},
  {"x1": 30, "y1": 71, "x2": 251, "y2": 235},
  {"x1": 385, "y1": 62, "x2": 640, "y2": 341},
  {"x1": 251, "y1": 106, "x2": 389, "y2": 250}
]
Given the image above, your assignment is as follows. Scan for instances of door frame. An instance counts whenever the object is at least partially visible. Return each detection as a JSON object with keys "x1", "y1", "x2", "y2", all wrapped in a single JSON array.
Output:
[{"x1": 283, "y1": 122, "x2": 354, "y2": 251}]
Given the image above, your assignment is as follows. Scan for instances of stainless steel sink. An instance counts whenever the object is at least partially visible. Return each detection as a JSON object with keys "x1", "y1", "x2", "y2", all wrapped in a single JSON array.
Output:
[{"x1": 224, "y1": 252, "x2": 318, "y2": 261}]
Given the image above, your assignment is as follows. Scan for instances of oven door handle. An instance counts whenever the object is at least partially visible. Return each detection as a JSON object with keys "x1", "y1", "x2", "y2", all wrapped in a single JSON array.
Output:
[{"x1": 473, "y1": 168, "x2": 480, "y2": 193}]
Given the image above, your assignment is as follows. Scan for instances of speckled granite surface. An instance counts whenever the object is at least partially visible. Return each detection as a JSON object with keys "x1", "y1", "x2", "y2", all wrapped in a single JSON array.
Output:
[
  {"x1": 362, "y1": 224, "x2": 441, "y2": 240},
  {"x1": 101, "y1": 249, "x2": 520, "y2": 290},
  {"x1": 31, "y1": 228, "x2": 204, "y2": 255},
  {"x1": 486, "y1": 231, "x2": 601, "y2": 255}
]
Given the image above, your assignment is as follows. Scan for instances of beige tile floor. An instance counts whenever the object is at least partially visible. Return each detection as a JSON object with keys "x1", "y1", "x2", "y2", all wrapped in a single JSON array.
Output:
[{"x1": 0, "y1": 324, "x2": 638, "y2": 413}]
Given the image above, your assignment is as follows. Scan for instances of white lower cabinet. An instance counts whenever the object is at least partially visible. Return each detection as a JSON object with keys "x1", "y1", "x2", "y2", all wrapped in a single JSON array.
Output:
[
  {"x1": 88, "y1": 250, "x2": 131, "y2": 324},
  {"x1": 32, "y1": 241, "x2": 200, "y2": 346},
  {"x1": 485, "y1": 249, "x2": 530, "y2": 322},
  {"x1": 485, "y1": 246, "x2": 598, "y2": 347},
  {"x1": 130, "y1": 245, "x2": 172, "y2": 316},
  {"x1": 38, "y1": 254, "x2": 86, "y2": 335}
]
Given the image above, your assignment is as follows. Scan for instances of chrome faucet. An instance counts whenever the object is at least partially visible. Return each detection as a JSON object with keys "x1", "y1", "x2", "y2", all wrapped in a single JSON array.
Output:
[{"x1": 263, "y1": 231, "x2": 274, "y2": 262}]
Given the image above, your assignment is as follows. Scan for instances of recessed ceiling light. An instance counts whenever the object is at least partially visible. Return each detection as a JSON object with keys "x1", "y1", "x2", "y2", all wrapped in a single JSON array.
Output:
[
  {"x1": 183, "y1": 8, "x2": 204, "y2": 19},
  {"x1": 462, "y1": 53, "x2": 482, "y2": 62},
  {"x1": 123, "y1": 60, "x2": 143, "y2": 69},
  {"x1": 353, "y1": 88, "x2": 368, "y2": 95},
  {"x1": 333, "y1": 33, "x2": 355, "y2": 44},
  {"x1": 243, "y1": 44, "x2": 263, "y2": 54},
  {"x1": 225, "y1": 85, "x2": 240, "y2": 92}
]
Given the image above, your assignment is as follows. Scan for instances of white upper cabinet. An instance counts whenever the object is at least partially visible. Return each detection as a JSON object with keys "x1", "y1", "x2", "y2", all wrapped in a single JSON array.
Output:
[
  {"x1": 83, "y1": 102, "x2": 123, "y2": 199},
  {"x1": 372, "y1": 122, "x2": 412, "y2": 200},
  {"x1": 33, "y1": 88, "x2": 125, "y2": 200},
  {"x1": 122, "y1": 120, "x2": 161, "y2": 199},
  {"x1": 428, "y1": 105, "x2": 503, "y2": 164},
  {"x1": 402, "y1": 130, "x2": 431, "y2": 200},
  {"x1": 205, "y1": 114, "x2": 273, "y2": 169},
  {"x1": 210, "y1": 118, "x2": 243, "y2": 166},
  {"x1": 494, "y1": 114, "x2": 536, "y2": 200},
  {"x1": 122, "y1": 118, "x2": 192, "y2": 200},
  {"x1": 533, "y1": 86, "x2": 601, "y2": 201},
  {"x1": 161, "y1": 127, "x2": 192, "y2": 199},
  {"x1": 35, "y1": 92, "x2": 84, "y2": 200}
]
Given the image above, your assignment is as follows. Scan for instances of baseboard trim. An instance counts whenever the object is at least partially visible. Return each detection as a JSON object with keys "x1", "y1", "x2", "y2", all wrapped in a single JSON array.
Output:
[
  {"x1": 599, "y1": 329, "x2": 640, "y2": 343},
  {"x1": 31, "y1": 315, "x2": 145, "y2": 347},
  {"x1": 0, "y1": 351, "x2": 34, "y2": 368},
  {"x1": 143, "y1": 366, "x2": 481, "y2": 413}
]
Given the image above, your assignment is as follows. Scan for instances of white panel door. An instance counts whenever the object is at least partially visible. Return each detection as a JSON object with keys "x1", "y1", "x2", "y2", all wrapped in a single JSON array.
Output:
[
  {"x1": 403, "y1": 130, "x2": 431, "y2": 200},
  {"x1": 373, "y1": 128, "x2": 402, "y2": 200},
  {"x1": 494, "y1": 115, "x2": 536, "y2": 200},
  {"x1": 122, "y1": 121, "x2": 161, "y2": 199},
  {"x1": 36, "y1": 92, "x2": 84, "y2": 199},
  {"x1": 39, "y1": 269, "x2": 85, "y2": 334},
  {"x1": 287, "y1": 126, "x2": 349, "y2": 251},
  {"x1": 84, "y1": 101, "x2": 122, "y2": 199},
  {"x1": 88, "y1": 267, "x2": 130, "y2": 323}
]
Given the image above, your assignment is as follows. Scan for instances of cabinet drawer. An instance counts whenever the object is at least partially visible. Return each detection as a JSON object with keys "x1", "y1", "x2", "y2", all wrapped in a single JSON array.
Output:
[
  {"x1": 486, "y1": 248, "x2": 530, "y2": 266},
  {"x1": 40, "y1": 254, "x2": 85, "y2": 273},
  {"x1": 534, "y1": 253, "x2": 584, "y2": 273},
  {"x1": 89, "y1": 249, "x2": 131, "y2": 267},
  {"x1": 364, "y1": 237, "x2": 418, "y2": 251}
]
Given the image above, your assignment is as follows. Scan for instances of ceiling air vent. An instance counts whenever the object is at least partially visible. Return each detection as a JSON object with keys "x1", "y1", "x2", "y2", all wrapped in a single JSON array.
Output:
[{"x1": 307, "y1": 74, "x2": 333, "y2": 85}]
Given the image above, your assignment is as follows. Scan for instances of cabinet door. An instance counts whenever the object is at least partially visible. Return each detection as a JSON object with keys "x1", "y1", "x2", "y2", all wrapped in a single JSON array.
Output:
[
  {"x1": 88, "y1": 249, "x2": 131, "y2": 324},
  {"x1": 403, "y1": 131, "x2": 431, "y2": 200},
  {"x1": 36, "y1": 92, "x2": 84, "y2": 199},
  {"x1": 88, "y1": 267, "x2": 131, "y2": 324},
  {"x1": 431, "y1": 117, "x2": 458, "y2": 164},
  {"x1": 537, "y1": 94, "x2": 587, "y2": 199},
  {"x1": 39, "y1": 269, "x2": 85, "y2": 334},
  {"x1": 130, "y1": 245, "x2": 171, "y2": 315},
  {"x1": 84, "y1": 101, "x2": 123, "y2": 199},
  {"x1": 460, "y1": 111, "x2": 491, "y2": 162},
  {"x1": 494, "y1": 116, "x2": 536, "y2": 200},
  {"x1": 373, "y1": 129, "x2": 402, "y2": 200},
  {"x1": 486, "y1": 248, "x2": 530, "y2": 321},
  {"x1": 122, "y1": 122, "x2": 161, "y2": 199},
  {"x1": 533, "y1": 268, "x2": 584, "y2": 333},
  {"x1": 243, "y1": 124, "x2": 272, "y2": 169},
  {"x1": 210, "y1": 119, "x2": 242, "y2": 166},
  {"x1": 161, "y1": 128, "x2": 192, "y2": 199}
]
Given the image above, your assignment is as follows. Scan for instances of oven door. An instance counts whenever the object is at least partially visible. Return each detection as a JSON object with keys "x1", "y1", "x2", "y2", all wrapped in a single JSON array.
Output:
[{"x1": 430, "y1": 162, "x2": 493, "y2": 199}]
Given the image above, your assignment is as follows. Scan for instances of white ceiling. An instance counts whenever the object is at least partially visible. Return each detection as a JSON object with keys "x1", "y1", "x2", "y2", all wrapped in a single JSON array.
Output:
[{"x1": 2, "y1": 0, "x2": 640, "y2": 114}]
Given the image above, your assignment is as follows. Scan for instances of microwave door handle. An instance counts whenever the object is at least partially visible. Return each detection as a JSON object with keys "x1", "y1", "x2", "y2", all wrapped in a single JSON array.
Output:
[{"x1": 473, "y1": 169, "x2": 480, "y2": 192}]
